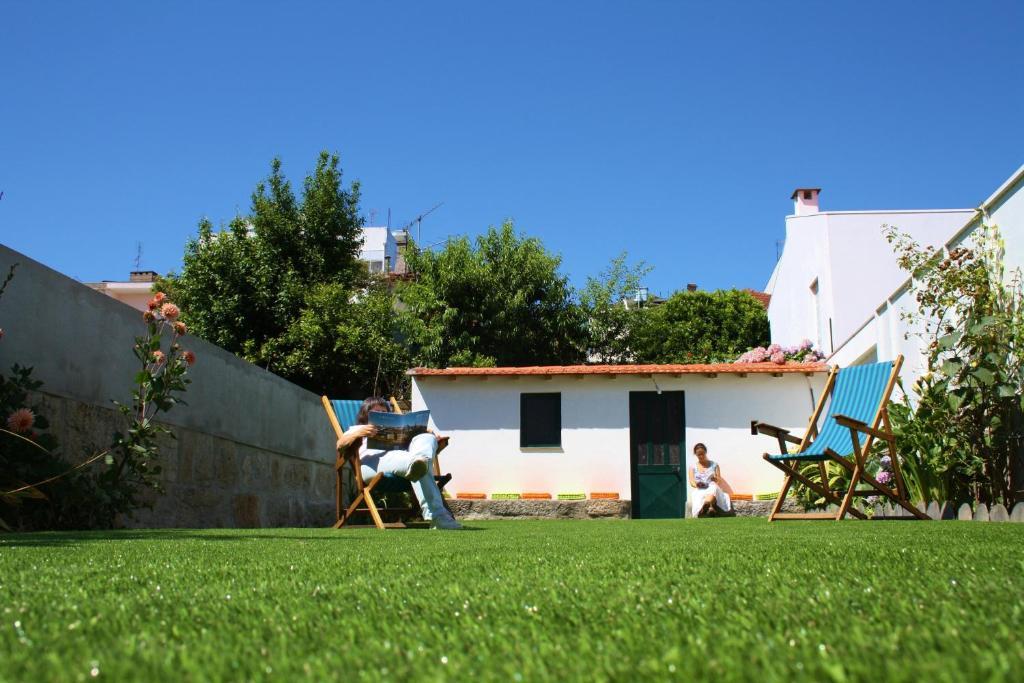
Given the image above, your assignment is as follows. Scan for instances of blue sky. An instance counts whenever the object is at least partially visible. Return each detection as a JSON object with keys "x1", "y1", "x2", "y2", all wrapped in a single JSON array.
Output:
[{"x1": 2, "y1": 1, "x2": 1022, "y2": 296}]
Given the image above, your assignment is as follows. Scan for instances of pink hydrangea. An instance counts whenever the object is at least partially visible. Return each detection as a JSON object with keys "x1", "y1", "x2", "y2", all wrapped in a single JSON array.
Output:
[
  {"x1": 6, "y1": 408, "x2": 35, "y2": 433},
  {"x1": 767, "y1": 343, "x2": 782, "y2": 355},
  {"x1": 160, "y1": 303, "x2": 180, "y2": 321},
  {"x1": 800, "y1": 338, "x2": 813, "y2": 350},
  {"x1": 771, "y1": 351, "x2": 786, "y2": 364},
  {"x1": 876, "y1": 470, "x2": 893, "y2": 485}
]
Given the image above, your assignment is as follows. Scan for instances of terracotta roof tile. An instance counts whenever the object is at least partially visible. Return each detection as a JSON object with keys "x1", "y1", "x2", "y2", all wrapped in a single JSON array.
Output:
[
  {"x1": 408, "y1": 362, "x2": 827, "y2": 377},
  {"x1": 745, "y1": 289, "x2": 771, "y2": 308}
]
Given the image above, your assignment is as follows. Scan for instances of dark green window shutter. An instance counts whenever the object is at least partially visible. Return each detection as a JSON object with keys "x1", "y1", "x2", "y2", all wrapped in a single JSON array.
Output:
[{"x1": 520, "y1": 393, "x2": 561, "y2": 447}]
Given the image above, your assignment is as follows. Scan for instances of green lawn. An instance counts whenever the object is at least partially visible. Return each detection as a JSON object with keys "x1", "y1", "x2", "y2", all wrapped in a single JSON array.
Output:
[{"x1": 2, "y1": 519, "x2": 1022, "y2": 682}]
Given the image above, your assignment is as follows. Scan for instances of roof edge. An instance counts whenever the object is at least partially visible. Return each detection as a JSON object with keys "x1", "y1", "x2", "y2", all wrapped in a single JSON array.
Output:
[{"x1": 408, "y1": 362, "x2": 828, "y2": 377}]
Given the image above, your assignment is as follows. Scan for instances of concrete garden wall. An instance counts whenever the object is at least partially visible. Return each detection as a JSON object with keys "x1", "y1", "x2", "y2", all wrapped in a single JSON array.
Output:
[{"x1": 0, "y1": 244, "x2": 337, "y2": 528}]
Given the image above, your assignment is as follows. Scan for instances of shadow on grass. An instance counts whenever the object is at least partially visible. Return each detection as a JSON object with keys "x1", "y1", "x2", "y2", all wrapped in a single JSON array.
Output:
[{"x1": 0, "y1": 529, "x2": 368, "y2": 547}]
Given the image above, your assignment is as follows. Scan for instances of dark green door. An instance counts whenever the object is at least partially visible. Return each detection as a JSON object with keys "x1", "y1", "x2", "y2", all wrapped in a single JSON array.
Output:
[{"x1": 629, "y1": 391, "x2": 685, "y2": 518}]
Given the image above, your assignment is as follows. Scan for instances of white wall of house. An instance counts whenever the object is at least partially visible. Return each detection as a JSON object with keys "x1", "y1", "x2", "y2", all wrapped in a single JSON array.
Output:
[
  {"x1": 359, "y1": 227, "x2": 399, "y2": 273},
  {"x1": 411, "y1": 372, "x2": 827, "y2": 500},
  {"x1": 767, "y1": 206, "x2": 974, "y2": 354}
]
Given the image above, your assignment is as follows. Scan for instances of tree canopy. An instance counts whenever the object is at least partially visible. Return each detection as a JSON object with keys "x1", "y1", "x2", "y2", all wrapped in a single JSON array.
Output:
[{"x1": 398, "y1": 222, "x2": 587, "y2": 368}]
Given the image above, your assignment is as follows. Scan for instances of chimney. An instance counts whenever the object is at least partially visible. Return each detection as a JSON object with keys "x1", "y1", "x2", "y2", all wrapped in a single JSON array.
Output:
[
  {"x1": 130, "y1": 270, "x2": 158, "y2": 283},
  {"x1": 686, "y1": 283, "x2": 697, "y2": 292},
  {"x1": 791, "y1": 188, "x2": 821, "y2": 216}
]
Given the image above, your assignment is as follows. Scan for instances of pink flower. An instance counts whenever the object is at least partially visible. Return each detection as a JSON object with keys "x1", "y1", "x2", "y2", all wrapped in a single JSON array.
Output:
[
  {"x1": 182, "y1": 350, "x2": 196, "y2": 366},
  {"x1": 771, "y1": 351, "x2": 786, "y2": 364},
  {"x1": 152, "y1": 350, "x2": 166, "y2": 364},
  {"x1": 143, "y1": 310, "x2": 156, "y2": 323},
  {"x1": 160, "y1": 303, "x2": 180, "y2": 321},
  {"x1": 173, "y1": 321, "x2": 187, "y2": 336},
  {"x1": 6, "y1": 408, "x2": 35, "y2": 434},
  {"x1": 153, "y1": 292, "x2": 166, "y2": 304},
  {"x1": 767, "y1": 343, "x2": 782, "y2": 355},
  {"x1": 800, "y1": 338, "x2": 813, "y2": 350},
  {"x1": 876, "y1": 470, "x2": 893, "y2": 485},
  {"x1": 0, "y1": 328, "x2": 4, "y2": 341}
]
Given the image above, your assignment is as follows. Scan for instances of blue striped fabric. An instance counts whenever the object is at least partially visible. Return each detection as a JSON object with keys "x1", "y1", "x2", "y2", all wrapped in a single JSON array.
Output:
[
  {"x1": 330, "y1": 398, "x2": 410, "y2": 488},
  {"x1": 330, "y1": 400, "x2": 363, "y2": 431},
  {"x1": 768, "y1": 361, "x2": 894, "y2": 461}
]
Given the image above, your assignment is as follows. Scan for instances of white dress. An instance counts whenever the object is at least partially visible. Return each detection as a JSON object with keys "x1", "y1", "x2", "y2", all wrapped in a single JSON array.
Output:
[{"x1": 690, "y1": 460, "x2": 732, "y2": 517}]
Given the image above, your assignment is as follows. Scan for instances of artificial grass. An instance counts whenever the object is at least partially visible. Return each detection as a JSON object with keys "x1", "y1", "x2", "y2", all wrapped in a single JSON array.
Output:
[{"x1": 1, "y1": 519, "x2": 1023, "y2": 682}]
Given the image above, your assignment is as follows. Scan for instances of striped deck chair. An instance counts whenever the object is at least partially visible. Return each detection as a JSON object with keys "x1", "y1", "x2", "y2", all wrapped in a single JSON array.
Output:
[
  {"x1": 321, "y1": 397, "x2": 451, "y2": 529},
  {"x1": 751, "y1": 355, "x2": 928, "y2": 521}
]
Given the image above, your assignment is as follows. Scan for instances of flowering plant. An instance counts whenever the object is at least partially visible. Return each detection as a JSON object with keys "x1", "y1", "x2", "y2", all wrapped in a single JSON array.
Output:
[
  {"x1": 735, "y1": 339, "x2": 826, "y2": 365},
  {"x1": 99, "y1": 292, "x2": 196, "y2": 524}
]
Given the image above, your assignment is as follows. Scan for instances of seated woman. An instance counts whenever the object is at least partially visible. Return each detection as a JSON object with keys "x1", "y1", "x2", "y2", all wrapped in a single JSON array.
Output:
[
  {"x1": 336, "y1": 397, "x2": 462, "y2": 530},
  {"x1": 687, "y1": 442, "x2": 733, "y2": 518}
]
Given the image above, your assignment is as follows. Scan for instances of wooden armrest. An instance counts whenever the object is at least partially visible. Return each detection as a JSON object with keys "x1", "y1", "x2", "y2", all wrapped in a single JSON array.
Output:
[
  {"x1": 750, "y1": 421, "x2": 803, "y2": 445},
  {"x1": 833, "y1": 415, "x2": 890, "y2": 440}
]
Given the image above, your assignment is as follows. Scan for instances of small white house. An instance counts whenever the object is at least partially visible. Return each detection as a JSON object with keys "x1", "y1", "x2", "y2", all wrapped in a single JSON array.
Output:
[{"x1": 410, "y1": 363, "x2": 827, "y2": 518}]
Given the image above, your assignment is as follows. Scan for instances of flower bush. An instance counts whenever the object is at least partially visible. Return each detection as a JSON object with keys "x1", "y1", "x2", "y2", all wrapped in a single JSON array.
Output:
[
  {"x1": 97, "y1": 292, "x2": 196, "y2": 526},
  {"x1": 736, "y1": 339, "x2": 826, "y2": 364},
  {"x1": 885, "y1": 222, "x2": 1024, "y2": 506}
]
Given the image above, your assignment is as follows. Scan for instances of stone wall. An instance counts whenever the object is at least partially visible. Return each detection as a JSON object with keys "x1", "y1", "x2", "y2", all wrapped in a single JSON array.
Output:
[
  {"x1": 446, "y1": 498, "x2": 630, "y2": 520},
  {"x1": 1, "y1": 244, "x2": 338, "y2": 529}
]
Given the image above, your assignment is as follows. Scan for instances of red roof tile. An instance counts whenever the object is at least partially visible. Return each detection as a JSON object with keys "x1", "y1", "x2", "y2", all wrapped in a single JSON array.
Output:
[
  {"x1": 745, "y1": 289, "x2": 771, "y2": 308},
  {"x1": 408, "y1": 362, "x2": 827, "y2": 377}
]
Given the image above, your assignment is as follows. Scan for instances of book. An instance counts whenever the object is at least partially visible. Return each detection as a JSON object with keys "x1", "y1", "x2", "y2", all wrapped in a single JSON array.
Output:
[{"x1": 366, "y1": 410, "x2": 430, "y2": 451}]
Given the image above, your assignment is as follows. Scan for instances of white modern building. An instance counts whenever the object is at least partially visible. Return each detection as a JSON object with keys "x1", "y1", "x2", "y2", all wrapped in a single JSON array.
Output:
[
  {"x1": 411, "y1": 363, "x2": 827, "y2": 516},
  {"x1": 359, "y1": 226, "x2": 401, "y2": 274},
  {"x1": 766, "y1": 166, "x2": 1024, "y2": 384},
  {"x1": 85, "y1": 270, "x2": 161, "y2": 312}
]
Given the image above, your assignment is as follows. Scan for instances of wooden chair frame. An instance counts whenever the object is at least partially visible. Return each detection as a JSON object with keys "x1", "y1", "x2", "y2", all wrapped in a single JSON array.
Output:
[
  {"x1": 321, "y1": 396, "x2": 451, "y2": 529},
  {"x1": 751, "y1": 355, "x2": 928, "y2": 521}
]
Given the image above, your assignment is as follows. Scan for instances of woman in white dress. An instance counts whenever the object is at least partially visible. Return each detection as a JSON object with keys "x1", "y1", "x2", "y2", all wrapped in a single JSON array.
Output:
[{"x1": 688, "y1": 442, "x2": 733, "y2": 517}]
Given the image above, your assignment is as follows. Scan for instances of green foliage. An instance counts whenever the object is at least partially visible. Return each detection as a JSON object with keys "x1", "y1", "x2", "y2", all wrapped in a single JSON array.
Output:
[
  {"x1": 160, "y1": 152, "x2": 367, "y2": 392},
  {"x1": 885, "y1": 223, "x2": 1024, "y2": 504},
  {"x1": 632, "y1": 289, "x2": 770, "y2": 363},
  {"x1": 399, "y1": 221, "x2": 587, "y2": 368},
  {"x1": 272, "y1": 280, "x2": 411, "y2": 398},
  {"x1": 579, "y1": 253, "x2": 652, "y2": 363},
  {"x1": 2, "y1": 521, "x2": 1024, "y2": 681}
]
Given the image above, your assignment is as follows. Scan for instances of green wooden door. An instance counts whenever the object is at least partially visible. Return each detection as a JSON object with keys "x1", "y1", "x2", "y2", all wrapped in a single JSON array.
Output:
[{"x1": 629, "y1": 391, "x2": 685, "y2": 518}]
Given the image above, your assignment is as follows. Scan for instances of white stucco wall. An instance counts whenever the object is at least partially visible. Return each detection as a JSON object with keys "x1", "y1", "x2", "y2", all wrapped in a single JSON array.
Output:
[
  {"x1": 411, "y1": 372, "x2": 827, "y2": 500},
  {"x1": 826, "y1": 165, "x2": 1024, "y2": 387},
  {"x1": 359, "y1": 227, "x2": 398, "y2": 269},
  {"x1": 768, "y1": 209, "x2": 973, "y2": 352}
]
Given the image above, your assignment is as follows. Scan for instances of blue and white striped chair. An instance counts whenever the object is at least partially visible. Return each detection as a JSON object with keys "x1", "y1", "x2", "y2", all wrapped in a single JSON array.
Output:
[{"x1": 751, "y1": 355, "x2": 928, "y2": 521}]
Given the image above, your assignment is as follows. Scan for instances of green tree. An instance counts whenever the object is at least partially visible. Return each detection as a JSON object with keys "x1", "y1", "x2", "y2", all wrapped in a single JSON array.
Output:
[
  {"x1": 579, "y1": 252, "x2": 652, "y2": 363},
  {"x1": 633, "y1": 289, "x2": 770, "y2": 364},
  {"x1": 399, "y1": 222, "x2": 587, "y2": 368},
  {"x1": 160, "y1": 152, "x2": 372, "y2": 394}
]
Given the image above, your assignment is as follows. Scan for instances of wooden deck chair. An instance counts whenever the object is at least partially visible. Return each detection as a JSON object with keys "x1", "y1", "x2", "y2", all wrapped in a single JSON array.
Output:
[
  {"x1": 321, "y1": 397, "x2": 452, "y2": 529},
  {"x1": 750, "y1": 355, "x2": 928, "y2": 521}
]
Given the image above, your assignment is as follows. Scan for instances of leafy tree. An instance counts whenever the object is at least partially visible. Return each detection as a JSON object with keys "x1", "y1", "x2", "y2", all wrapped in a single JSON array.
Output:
[
  {"x1": 399, "y1": 222, "x2": 587, "y2": 368},
  {"x1": 160, "y1": 152, "x2": 371, "y2": 394},
  {"x1": 272, "y1": 281, "x2": 411, "y2": 398},
  {"x1": 579, "y1": 252, "x2": 652, "y2": 363},
  {"x1": 632, "y1": 289, "x2": 770, "y2": 364}
]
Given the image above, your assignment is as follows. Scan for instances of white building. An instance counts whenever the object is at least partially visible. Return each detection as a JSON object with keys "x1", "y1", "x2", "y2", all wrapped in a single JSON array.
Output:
[
  {"x1": 359, "y1": 226, "x2": 401, "y2": 274},
  {"x1": 411, "y1": 363, "x2": 827, "y2": 516},
  {"x1": 766, "y1": 168, "x2": 1024, "y2": 384},
  {"x1": 85, "y1": 270, "x2": 160, "y2": 312}
]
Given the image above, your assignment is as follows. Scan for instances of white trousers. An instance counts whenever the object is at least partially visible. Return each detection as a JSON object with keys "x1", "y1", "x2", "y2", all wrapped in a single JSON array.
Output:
[{"x1": 360, "y1": 433, "x2": 449, "y2": 521}]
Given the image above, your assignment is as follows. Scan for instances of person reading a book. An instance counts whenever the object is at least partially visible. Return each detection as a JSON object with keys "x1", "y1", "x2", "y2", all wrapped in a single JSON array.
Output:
[
  {"x1": 336, "y1": 397, "x2": 462, "y2": 530},
  {"x1": 687, "y1": 442, "x2": 733, "y2": 517}
]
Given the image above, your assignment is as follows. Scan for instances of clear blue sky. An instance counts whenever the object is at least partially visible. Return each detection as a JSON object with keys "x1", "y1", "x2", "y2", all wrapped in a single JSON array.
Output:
[{"x1": 2, "y1": 1, "x2": 1022, "y2": 296}]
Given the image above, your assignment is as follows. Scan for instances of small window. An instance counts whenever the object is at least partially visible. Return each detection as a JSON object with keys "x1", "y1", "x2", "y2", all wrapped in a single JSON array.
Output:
[
  {"x1": 520, "y1": 393, "x2": 561, "y2": 447},
  {"x1": 803, "y1": 190, "x2": 813, "y2": 200}
]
